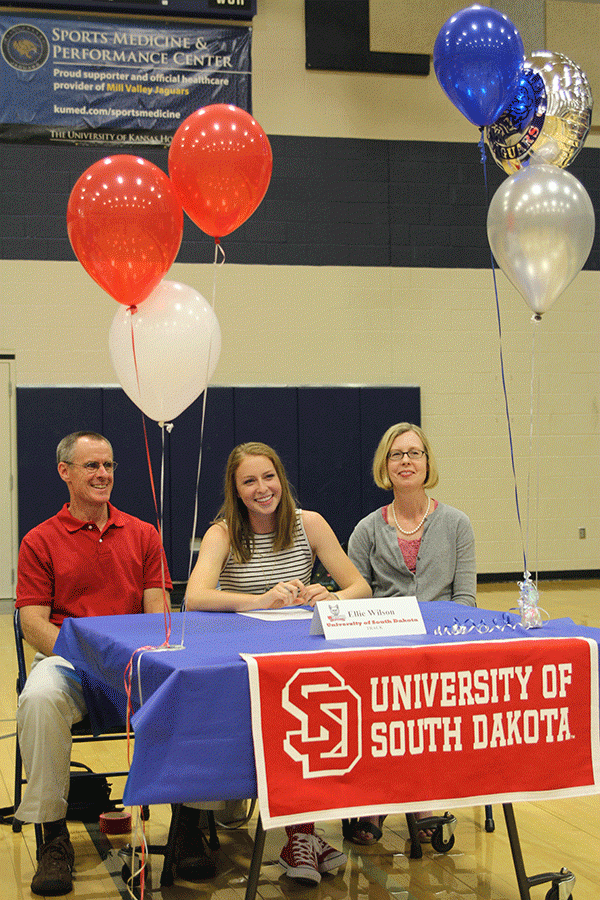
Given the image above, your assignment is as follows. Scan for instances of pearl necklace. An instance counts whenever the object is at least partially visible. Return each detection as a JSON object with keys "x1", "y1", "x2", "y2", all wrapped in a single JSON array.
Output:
[{"x1": 391, "y1": 496, "x2": 431, "y2": 536}]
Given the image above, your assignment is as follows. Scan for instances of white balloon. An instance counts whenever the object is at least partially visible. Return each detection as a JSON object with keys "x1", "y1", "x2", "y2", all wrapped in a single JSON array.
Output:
[
  {"x1": 487, "y1": 164, "x2": 595, "y2": 315},
  {"x1": 109, "y1": 280, "x2": 221, "y2": 422}
]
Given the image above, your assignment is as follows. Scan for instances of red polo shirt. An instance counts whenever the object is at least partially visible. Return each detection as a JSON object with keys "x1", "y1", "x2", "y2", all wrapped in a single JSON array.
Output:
[{"x1": 16, "y1": 502, "x2": 172, "y2": 625}]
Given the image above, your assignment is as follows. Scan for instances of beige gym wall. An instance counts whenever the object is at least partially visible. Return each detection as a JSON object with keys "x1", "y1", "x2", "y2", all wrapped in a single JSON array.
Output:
[{"x1": 2, "y1": 0, "x2": 599, "y2": 576}]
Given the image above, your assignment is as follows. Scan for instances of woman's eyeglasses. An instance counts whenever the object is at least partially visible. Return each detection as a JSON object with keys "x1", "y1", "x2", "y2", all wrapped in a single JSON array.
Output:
[{"x1": 388, "y1": 449, "x2": 427, "y2": 461}]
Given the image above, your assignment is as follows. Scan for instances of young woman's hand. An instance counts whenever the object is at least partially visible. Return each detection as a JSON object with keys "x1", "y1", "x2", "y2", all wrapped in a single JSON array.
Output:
[
  {"x1": 297, "y1": 583, "x2": 335, "y2": 606},
  {"x1": 262, "y1": 579, "x2": 307, "y2": 608}
]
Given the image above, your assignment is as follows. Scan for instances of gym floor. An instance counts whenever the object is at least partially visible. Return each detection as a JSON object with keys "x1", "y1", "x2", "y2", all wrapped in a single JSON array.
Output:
[{"x1": 0, "y1": 580, "x2": 598, "y2": 899}]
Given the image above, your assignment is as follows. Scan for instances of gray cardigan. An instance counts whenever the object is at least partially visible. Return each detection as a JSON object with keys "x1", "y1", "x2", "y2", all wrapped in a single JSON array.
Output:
[{"x1": 348, "y1": 501, "x2": 476, "y2": 607}]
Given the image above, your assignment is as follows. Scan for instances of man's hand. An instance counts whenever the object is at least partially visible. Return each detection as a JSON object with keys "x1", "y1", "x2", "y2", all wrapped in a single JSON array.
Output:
[{"x1": 19, "y1": 605, "x2": 60, "y2": 657}]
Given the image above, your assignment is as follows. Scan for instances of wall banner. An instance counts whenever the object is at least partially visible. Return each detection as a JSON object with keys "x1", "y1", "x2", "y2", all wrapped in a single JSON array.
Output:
[
  {"x1": 0, "y1": 12, "x2": 251, "y2": 145},
  {"x1": 242, "y1": 636, "x2": 600, "y2": 829}
]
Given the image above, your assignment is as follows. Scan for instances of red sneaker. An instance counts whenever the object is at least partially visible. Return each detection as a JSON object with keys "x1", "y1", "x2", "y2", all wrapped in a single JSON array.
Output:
[
  {"x1": 313, "y1": 834, "x2": 347, "y2": 874},
  {"x1": 279, "y1": 832, "x2": 321, "y2": 884}
]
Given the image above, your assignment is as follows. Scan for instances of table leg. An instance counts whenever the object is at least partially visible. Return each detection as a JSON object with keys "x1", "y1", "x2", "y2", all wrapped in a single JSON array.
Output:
[
  {"x1": 503, "y1": 803, "x2": 575, "y2": 900},
  {"x1": 244, "y1": 812, "x2": 266, "y2": 900},
  {"x1": 503, "y1": 804, "x2": 531, "y2": 900},
  {"x1": 158, "y1": 804, "x2": 181, "y2": 886},
  {"x1": 405, "y1": 813, "x2": 423, "y2": 859}
]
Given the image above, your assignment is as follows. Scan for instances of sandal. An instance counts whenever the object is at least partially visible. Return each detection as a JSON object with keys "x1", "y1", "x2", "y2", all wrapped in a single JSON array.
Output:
[
  {"x1": 342, "y1": 816, "x2": 385, "y2": 846},
  {"x1": 414, "y1": 811, "x2": 435, "y2": 844}
]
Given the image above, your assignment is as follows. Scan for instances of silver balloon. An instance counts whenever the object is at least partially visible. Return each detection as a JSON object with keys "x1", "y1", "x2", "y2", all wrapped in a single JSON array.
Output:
[
  {"x1": 487, "y1": 164, "x2": 595, "y2": 316},
  {"x1": 485, "y1": 51, "x2": 593, "y2": 174}
]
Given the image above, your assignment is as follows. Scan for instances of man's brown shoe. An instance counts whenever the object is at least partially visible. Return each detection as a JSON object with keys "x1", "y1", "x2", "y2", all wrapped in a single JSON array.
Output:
[{"x1": 31, "y1": 832, "x2": 75, "y2": 896}]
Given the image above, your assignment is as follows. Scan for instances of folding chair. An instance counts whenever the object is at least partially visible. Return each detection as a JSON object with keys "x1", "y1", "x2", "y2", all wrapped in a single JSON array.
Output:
[
  {"x1": 0, "y1": 607, "x2": 135, "y2": 851},
  {"x1": 3, "y1": 608, "x2": 227, "y2": 889}
]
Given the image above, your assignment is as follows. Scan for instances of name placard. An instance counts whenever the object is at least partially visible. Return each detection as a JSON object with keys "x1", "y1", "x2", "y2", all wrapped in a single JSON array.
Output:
[{"x1": 310, "y1": 596, "x2": 426, "y2": 639}]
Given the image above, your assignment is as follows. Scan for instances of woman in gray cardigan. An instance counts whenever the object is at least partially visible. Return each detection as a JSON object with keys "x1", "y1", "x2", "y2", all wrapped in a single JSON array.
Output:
[{"x1": 346, "y1": 422, "x2": 476, "y2": 844}]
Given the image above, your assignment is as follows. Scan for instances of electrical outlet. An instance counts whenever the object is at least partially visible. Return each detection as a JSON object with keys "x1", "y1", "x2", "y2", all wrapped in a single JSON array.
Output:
[{"x1": 579, "y1": 527, "x2": 586, "y2": 539}]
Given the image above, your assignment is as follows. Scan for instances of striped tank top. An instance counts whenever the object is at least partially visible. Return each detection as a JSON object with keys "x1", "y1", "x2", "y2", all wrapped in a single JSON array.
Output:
[{"x1": 219, "y1": 510, "x2": 313, "y2": 594}]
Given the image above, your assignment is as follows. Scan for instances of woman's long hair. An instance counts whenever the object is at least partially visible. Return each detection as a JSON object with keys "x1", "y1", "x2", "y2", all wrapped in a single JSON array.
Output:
[{"x1": 216, "y1": 442, "x2": 297, "y2": 563}]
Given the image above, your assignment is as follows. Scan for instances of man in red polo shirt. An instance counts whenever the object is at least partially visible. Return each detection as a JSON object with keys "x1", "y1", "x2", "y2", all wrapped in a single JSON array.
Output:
[{"x1": 15, "y1": 431, "x2": 193, "y2": 895}]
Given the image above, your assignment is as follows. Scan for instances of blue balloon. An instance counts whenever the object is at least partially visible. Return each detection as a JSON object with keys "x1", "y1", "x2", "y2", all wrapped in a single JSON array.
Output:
[{"x1": 433, "y1": 5, "x2": 525, "y2": 128}]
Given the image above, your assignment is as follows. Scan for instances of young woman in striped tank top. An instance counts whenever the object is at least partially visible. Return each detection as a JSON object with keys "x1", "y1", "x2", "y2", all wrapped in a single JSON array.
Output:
[
  {"x1": 186, "y1": 442, "x2": 370, "y2": 885},
  {"x1": 186, "y1": 441, "x2": 369, "y2": 612}
]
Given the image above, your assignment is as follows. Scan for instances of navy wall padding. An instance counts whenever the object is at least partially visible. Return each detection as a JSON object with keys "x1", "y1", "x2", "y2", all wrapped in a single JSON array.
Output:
[
  {"x1": 101, "y1": 386, "x2": 171, "y2": 550},
  {"x1": 233, "y1": 387, "x2": 300, "y2": 488},
  {"x1": 297, "y1": 387, "x2": 362, "y2": 542},
  {"x1": 168, "y1": 386, "x2": 235, "y2": 579},
  {"x1": 17, "y1": 385, "x2": 419, "y2": 581}
]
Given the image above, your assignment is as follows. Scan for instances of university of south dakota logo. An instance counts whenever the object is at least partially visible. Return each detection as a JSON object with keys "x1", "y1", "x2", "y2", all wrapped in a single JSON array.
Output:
[
  {"x1": 282, "y1": 667, "x2": 362, "y2": 778},
  {"x1": 2, "y1": 23, "x2": 49, "y2": 72}
]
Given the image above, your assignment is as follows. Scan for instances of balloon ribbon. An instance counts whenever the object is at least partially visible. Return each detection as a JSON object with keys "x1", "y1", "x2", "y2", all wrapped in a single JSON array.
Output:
[{"x1": 480, "y1": 132, "x2": 529, "y2": 579}]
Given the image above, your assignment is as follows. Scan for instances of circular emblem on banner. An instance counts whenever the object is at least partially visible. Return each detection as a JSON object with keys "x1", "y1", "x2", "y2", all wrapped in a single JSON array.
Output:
[{"x1": 2, "y1": 23, "x2": 49, "y2": 72}]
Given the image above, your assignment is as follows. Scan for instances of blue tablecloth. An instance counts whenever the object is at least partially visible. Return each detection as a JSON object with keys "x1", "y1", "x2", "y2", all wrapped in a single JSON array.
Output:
[{"x1": 53, "y1": 603, "x2": 600, "y2": 807}]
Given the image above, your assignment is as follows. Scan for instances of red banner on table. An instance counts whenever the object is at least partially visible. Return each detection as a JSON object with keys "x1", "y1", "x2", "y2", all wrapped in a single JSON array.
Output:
[{"x1": 242, "y1": 637, "x2": 600, "y2": 829}]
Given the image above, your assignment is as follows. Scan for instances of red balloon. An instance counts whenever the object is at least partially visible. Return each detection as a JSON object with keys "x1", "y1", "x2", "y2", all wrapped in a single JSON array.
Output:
[
  {"x1": 168, "y1": 104, "x2": 273, "y2": 239},
  {"x1": 67, "y1": 155, "x2": 183, "y2": 307}
]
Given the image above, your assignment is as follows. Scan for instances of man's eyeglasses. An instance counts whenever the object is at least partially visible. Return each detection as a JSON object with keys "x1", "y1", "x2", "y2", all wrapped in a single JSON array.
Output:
[
  {"x1": 388, "y1": 449, "x2": 427, "y2": 461},
  {"x1": 67, "y1": 461, "x2": 118, "y2": 473}
]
